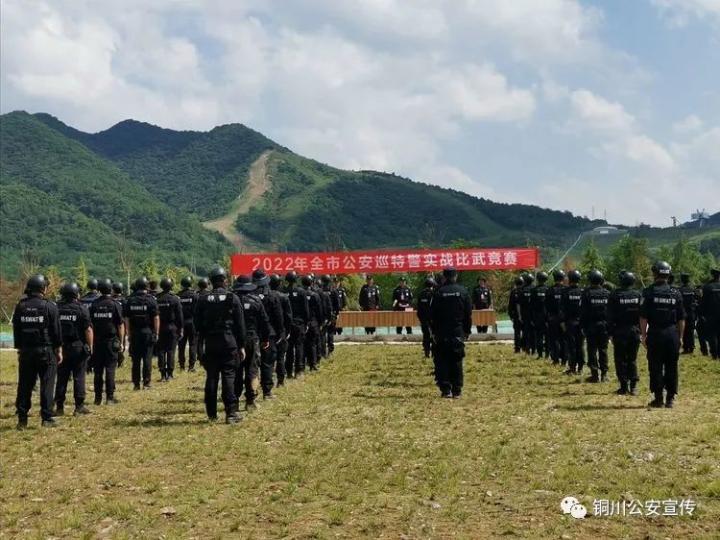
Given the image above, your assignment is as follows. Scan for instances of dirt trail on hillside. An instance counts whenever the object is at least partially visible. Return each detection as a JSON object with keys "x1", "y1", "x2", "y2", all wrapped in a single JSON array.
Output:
[{"x1": 202, "y1": 150, "x2": 272, "y2": 248}]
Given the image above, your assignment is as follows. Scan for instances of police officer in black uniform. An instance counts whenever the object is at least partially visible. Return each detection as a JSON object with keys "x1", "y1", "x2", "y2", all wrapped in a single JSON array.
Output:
[
  {"x1": 13, "y1": 275, "x2": 63, "y2": 429},
  {"x1": 178, "y1": 276, "x2": 198, "y2": 372},
  {"x1": 561, "y1": 270, "x2": 584, "y2": 375},
  {"x1": 334, "y1": 276, "x2": 348, "y2": 335},
  {"x1": 195, "y1": 266, "x2": 246, "y2": 423},
  {"x1": 581, "y1": 270, "x2": 610, "y2": 383},
  {"x1": 90, "y1": 278, "x2": 124, "y2": 405},
  {"x1": 392, "y1": 277, "x2": 414, "y2": 334},
  {"x1": 317, "y1": 277, "x2": 333, "y2": 358},
  {"x1": 608, "y1": 271, "x2": 642, "y2": 395},
  {"x1": 472, "y1": 277, "x2": 493, "y2": 333},
  {"x1": 531, "y1": 272, "x2": 550, "y2": 359},
  {"x1": 417, "y1": 277, "x2": 436, "y2": 358},
  {"x1": 233, "y1": 275, "x2": 269, "y2": 410},
  {"x1": 197, "y1": 277, "x2": 210, "y2": 298},
  {"x1": 156, "y1": 277, "x2": 183, "y2": 381},
  {"x1": 111, "y1": 282, "x2": 126, "y2": 312},
  {"x1": 518, "y1": 273, "x2": 535, "y2": 354},
  {"x1": 546, "y1": 270, "x2": 566, "y2": 365},
  {"x1": 285, "y1": 271, "x2": 310, "y2": 378},
  {"x1": 148, "y1": 280, "x2": 160, "y2": 298},
  {"x1": 678, "y1": 273, "x2": 698, "y2": 354},
  {"x1": 80, "y1": 278, "x2": 100, "y2": 307},
  {"x1": 430, "y1": 268, "x2": 472, "y2": 398},
  {"x1": 508, "y1": 277, "x2": 524, "y2": 353},
  {"x1": 700, "y1": 267, "x2": 720, "y2": 360},
  {"x1": 321, "y1": 275, "x2": 340, "y2": 355},
  {"x1": 302, "y1": 275, "x2": 324, "y2": 371},
  {"x1": 696, "y1": 285, "x2": 709, "y2": 356},
  {"x1": 270, "y1": 274, "x2": 293, "y2": 386},
  {"x1": 253, "y1": 269, "x2": 285, "y2": 399},
  {"x1": 55, "y1": 282, "x2": 93, "y2": 416},
  {"x1": 641, "y1": 261, "x2": 685, "y2": 408},
  {"x1": 124, "y1": 277, "x2": 160, "y2": 390},
  {"x1": 359, "y1": 275, "x2": 381, "y2": 335}
]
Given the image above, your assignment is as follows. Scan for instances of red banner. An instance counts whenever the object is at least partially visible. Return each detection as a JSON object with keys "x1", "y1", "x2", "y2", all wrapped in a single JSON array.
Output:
[{"x1": 231, "y1": 247, "x2": 539, "y2": 276}]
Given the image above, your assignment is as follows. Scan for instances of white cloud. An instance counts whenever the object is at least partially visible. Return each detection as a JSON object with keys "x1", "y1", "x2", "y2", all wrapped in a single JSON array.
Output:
[
  {"x1": 673, "y1": 114, "x2": 704, "y2": 134},
  {"x1": 652, "y1": 0, "x2": 720, "y2": 28},
  {"x1": 569, "y1": 89, "x2": 635, "y2": 132}
]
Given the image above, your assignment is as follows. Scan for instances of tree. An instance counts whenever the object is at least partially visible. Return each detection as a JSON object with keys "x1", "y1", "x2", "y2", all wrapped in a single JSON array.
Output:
[
  {"x1": 607, "y1": 235, "x2": 651, "y2": 287},
  {"x1": 579, "y1": 239, "x2": 606, "y2": 277},
  {"x1": 73, "y1": 258, "x2": 89, "y2": 290}
]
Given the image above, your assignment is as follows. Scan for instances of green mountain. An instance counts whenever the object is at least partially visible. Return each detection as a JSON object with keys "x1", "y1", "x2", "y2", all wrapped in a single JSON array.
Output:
[{"x1": 0, "y1": 112, "x2": 229, "y2": 278}]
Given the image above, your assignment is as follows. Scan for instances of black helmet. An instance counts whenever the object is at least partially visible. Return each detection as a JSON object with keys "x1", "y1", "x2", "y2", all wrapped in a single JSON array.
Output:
[
  {"x1": 568, "y1": 270, "x2": 582, "y2": 283},
  {"x1": 26, "y1": 274, "x2": 47, "y2": 293},
  {"x1": 620, "y1": 272, "x2": 636, "y2": 287},
  {"x1": 301, "y1": 275, "x2": 313, "y2": 287},
  {"x1": 286, "y1": 271, "x2": 298, "y2": 283},
  {"x1": 588, "y1": 269, "x2": 604, "y2": 285},
  {"x1": 252, "y1": 269, "x2": 270, "y2": 286},
  {"x1": 442, "y1": 267, "x2": 458, "y2": 279},
  {"x1": 112, "y1": 282, "x2": 124, "y2": 294},
  {"x1": 209, "y1": 266, "x2": 227, "y2": 284},
  {"x1": 198, "y1": 277, "x2": 209, "y2": 289},
  {"x1": 514, "y1": 277, "x2": 524, "y2": 286},
  {"x1": 536, "y1": 271, "x2": 548, "y2": 283},
  {"x1": 424, "y1": 277, "x2": 436, "y2": 288},
  {"x1": 160, "y1": 277, "x2": 173, "y2": 291},
  {"x1": 552, "y1": 269, "x2": 566, "y2": 282},
  {"x1": 651, "y1": 260, "x2": 671, "y2": 276},
  {"x1": 98, "y1": 278, "x2": 113, "y2": 294},
  {"x1": 60, "y1": 282, "x2": 80, "y2": 299},
  {"x1": 680, "y1": 273, "x2": 690, "y2": 284},
  {"x1": 711, "y1": 268, "x2": 720, "y2": 278},
  {"x1": 233, "y1": 275, "x2": 256, "y2": 292},
  {"x1": 134, "y1": 276, "x2": 149, "y2": 290},
  {"x1": 522, "y1": 273, "x2": 534, "y2": 285},
  {"x1": 149, "y1": 279, "x2": 158, "y2": 290},
  {"x1": 180, "y1": 276, "x2": 193, "y2": 288},
  {"x1": 87, "y1": 278, "x2": 98, "y2": 291},
  {"x1": 269, "y1": 274, "x2": 282, "y2": 290},
  {"x1": 321, "y1": 274, "x2": 332, "y2": 284}
]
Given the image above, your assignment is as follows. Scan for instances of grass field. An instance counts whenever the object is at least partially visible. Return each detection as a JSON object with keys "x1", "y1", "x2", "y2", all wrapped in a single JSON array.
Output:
[{"x1": 1, "y1": 344, "x2": 719, "y2": 539}]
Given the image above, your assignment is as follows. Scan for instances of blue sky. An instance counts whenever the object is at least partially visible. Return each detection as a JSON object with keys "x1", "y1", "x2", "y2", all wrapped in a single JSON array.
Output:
[{"x1": 1, "y1": 0, "x2": 717, "y2": 225}]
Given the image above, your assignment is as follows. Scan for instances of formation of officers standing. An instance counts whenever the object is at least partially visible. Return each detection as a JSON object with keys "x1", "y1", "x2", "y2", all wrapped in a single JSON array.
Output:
[
  {"x1": 11, "y1": 267, "x2": 346, "y2": 427},
  {"x1": 506, "y1": 262, "x2": 720, "y2": 408}
]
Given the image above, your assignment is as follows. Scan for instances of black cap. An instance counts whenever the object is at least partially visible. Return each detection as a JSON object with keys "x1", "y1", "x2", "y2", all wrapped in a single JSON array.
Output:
[
  {"x1": 442, "y1": 267, "x2": 457, "y2": 279},
  {"x1": 60, "y1": 282, "x2": 80, "y2": 299},
  {"x1": 160, "y1": 277, "x2": 173, "y2": 291},
  {"x1": 252, "y1": 269, "x2": 270, "y2": 286},
  {"x1": 233, "y1": 275, "x2": 256, "y2": 292},
  {"x1": 98, "y1": 278, "x2": 113, "y2": 294}
]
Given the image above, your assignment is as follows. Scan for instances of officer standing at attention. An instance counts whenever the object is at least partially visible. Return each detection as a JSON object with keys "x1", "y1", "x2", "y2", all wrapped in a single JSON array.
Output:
[
  {"x1": 195, "y1": 266, "x2": 246, "y2": 423},
  {"x1": 359, "y1": 275, "x2": 381, "y2": 335},
  {"x1": 124, "y1": 277, "x2": 160, "y2": 390},
  {"x1": 148, "y1": 280, "x2": 160, "y2": 297},
  {"x1": 80, "y1": 278, "x2": 100, "y2": 307},
  {"x1": 695, "y1": 284, "x2": 709, "y2": 356},
  {"x1": 531, "y1": 271, "x2": 550, "y2": 359},
  {"x1": 55, "y1": 283, "x2": 93, "y2": 417},
  {"x1": 334, "y1": 276, "x2": 348, "y2": 335},
  {"x1": 471, "y1": 277, "x2": 493, "y2": 333},
  {"x1": 561, "y1": 270, "x2": 584, "y2": 375},
  {"x1": 302, "y1": 275, "x2": 324, "y2": 371},
  {"x1": 430, "y1": 268, "x2": 472, "y2": 399},
  {"x1": 518, "y1": 273, "x2": 536, "y2": 355},
  {"x1": 232, "y1": 275, "x2": 269, "y2": 410},
  {"x1": 508, "y1": 277, "x2": 524, "y2": 354},
  {"x1": 321, "y1": 275, "x2": 340, "y2": 355},
  {"x1": 417, "y1": 277, "x2": 436, "y2": 358},
  {"x1": 270, "y1": 274, "x2": 293, "y2": 386},
  {"x1": 13, "y1": 275, "x2": 62, "y2": 429},
  {"x1": 317, "y1": 278, "x2": 333, "y2": 357},
  {"x1": 197, "y1": 277, "x2": 210, "y2": 298},
  {"x1": 156, "y1": 278, "x2": 183, "y2": 381},
  {"x1": 90, "y1": 278, "x2": 124, "y2": 405},
  {"x1": 679, "y1": 273, "x2": 698, "y2": 354},
  {"x1": 178, "y1": 276, "x2": 198, "y2": 372},
  {"x1": 545, "y1": 270, "x2": 566, "y2": 365},
  {"x1": 111, "y1": 282, "x2": 126, "y2": 313},
  {"x1": 700, "y1": 267, "x2": 720, "y2": 360},
  {"x1": 285, "y1": 271, "x2": 310, "y2": 378},
  {"x1": 253, "y1": 269, "x2": 285, "y2": 399},
  {"x1": 608, "y1": 271, "x2": 642, "y2": 395},
  {"x1": 641, "y1": 261, "x2": 685, "y2": 408},
  {"x1": 392, "y1": 277, "x2": 414, "y2": 335},
  {"x1": 581, "y1": 270, "x2": 611, "y2": 383}
]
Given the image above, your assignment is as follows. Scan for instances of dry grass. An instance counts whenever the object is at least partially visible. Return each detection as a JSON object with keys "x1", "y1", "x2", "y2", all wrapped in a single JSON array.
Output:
[{"x1": 1, "y1": 344, "x2": 719, "y2": 539}]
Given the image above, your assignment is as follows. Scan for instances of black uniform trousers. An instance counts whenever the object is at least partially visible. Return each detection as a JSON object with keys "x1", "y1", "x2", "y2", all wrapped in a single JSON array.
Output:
[
  {"x1": 585, "y1": 322, "x2": 609, "y2": 376},
  {"x1": 612, "y1": 327, "x2": 640, "y2": 384},
  {"x1": 93, "y1": 339, "x2": 118, "y2": 400},
  {"x1": 319, "y1": 324, "x2": 328, "y2": 358},
  {"x1": 647, "y1": 327, "x2": 680, "y2": 396},
  {"x1": 305, "y1": 322, "x2": 320, "y2": 370},
  {"x1": 157, "y1": 325, "x2": 178, "y2": 378},
  {"x1": 55, "y1": 342, "x2": 87, "y2": 408},
  {"x1": 521, "y1": 315, "x2": 535, "y2": 354},
  {"x1": 260, "y1": 339, "x2": 277, "y2": 394},
  {"x1": 547, "y1": 316, "x2": 564, "y2": 364},
  {"x1": 236, "y1": 334, "x2": 260, "y2": 404},
  {"x1": 204, "y1": 346, "x2": 239, "y2": 419},
  {"x1": 276, "y1": 338, "x2": 288, "y2": 384},
  {"x1": 564, "y1": 320, "x2": 585, "y2": 373},
  {"x1": 420, "y1": 321, "x2": 433, "y2": 357},
  {"x1": 16, "y1": 346, "x2": 56, "y2": 421},
  {"x1": 326, "y1": 322, "x2": 336, "y2": 354},
  {"x1": 697, "y1": 317, "x2": 708, "y2": 356},
  {"x1": 395, "y1": 308, "x2": 412, "y2": 335},
  {"x1": 178, "y1": 322, "x2": 197, "y2": 369},
  {"x1": 682, "y1": 315, "x2": 695, "y2": 353},
  {"x1": 130, "y1": 330, "x2": 154, "y2": 387},
  {"x1": 434, "y1": 337, "x2": 464, "y2": 395},
  {"x1": 534, "y1": 318, "x2": 548, "y2": 358},
  {"x1": 511, "y1": 318, "x2": 522, "y2": 353},
  {"x1": 706, "y1": 317, "x2": 720, "y2": 360},
  {"x1": 286, "y1": 322, "x2": 306, "y2": 376}
]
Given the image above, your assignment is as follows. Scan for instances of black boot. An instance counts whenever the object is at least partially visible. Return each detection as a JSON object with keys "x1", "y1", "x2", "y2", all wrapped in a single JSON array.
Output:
[
  {"x1": 629, "y1": 382, "x2": 638, "y2": 396},
  {"x1": 648, "y1": 392, "x2": 664, "y2": 408},
  {"x1": 585, "y1": 370, "x2": 600, "y2": 383},
  {"x1": 665, "y1": 394, "x2": 675, "y2": 408},
  {"x1": 616, "y1": 381, "x2": 628, "y2": 395}
]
